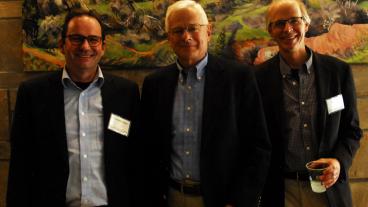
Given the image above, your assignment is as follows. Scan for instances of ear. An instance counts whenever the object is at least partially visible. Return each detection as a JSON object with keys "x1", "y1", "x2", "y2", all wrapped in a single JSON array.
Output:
[
  {"x1": 207, "y1": 23, "x2": 212, "y2": 41},
  {"x1": 58, "y1": 39, "x2": 65, "y2": 54},
  {"x1": 305, "y1": 22, "x2": 309, "y2": 33},
  {"x1": 101, "y1": 41, "x2": 106, "y2": 55},
  {"x1": 267, "y1": 24, "x2": 273, "y2": 35}
]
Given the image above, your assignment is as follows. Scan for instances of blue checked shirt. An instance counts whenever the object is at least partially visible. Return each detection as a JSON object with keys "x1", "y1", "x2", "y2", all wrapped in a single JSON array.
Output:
[
  {"x1": 171, "y1": 55, "x2": 207, "y2": 182},
  {"x1": 62, "y1": 67, "x2": 108, "y2": 207}
]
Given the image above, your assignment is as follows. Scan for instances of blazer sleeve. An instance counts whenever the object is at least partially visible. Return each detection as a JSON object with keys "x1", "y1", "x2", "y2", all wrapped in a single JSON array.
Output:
[
  {"x1": 332, "y1": 63, "x2": 362, "y2": 179},
  {"x1": 230, "y1": 69, "x2": 272, "y2": 206},
  {"x1": 138, "y1": 75, "x2": 167, "y2": 206},
  {"x1": 7, "y1": 82, "x2": 34, "y2": 206}
]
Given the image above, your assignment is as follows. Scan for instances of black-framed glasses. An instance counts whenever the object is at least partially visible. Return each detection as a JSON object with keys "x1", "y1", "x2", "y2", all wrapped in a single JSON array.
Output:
[
  {"x1": 270, "y1": 17, "x2": 305, "y2": 30},
  {"x1": 169, "y1": 24, "x2": 208, "y2": 36},
  {"x1": 66, "y1": 34, "x2": 102, "y2": 47}
]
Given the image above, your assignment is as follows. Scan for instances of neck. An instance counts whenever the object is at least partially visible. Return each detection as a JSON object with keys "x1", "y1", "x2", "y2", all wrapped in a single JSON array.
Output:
[
  {"x1": 178, "y1": 54, "x2": 206, "y2": 69},
  {"x1": 178, "y1": 60, "x2": 196, "y2": 69},
  {"x1": 66, "y1": 67, "x2": 97, "y2": 83},
  {"x1": 279, "y1": 48, "x2": 308, "y2": 68}
]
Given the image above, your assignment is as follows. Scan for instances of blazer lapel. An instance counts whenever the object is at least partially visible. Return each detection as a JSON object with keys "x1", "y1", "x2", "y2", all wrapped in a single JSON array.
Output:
[
  {"x1": 265, "y1": 55, "x2": 285, "y2": 138},
  {"x1": 313, "y1": 53, "x2": 331, "y2": 151},
  {"x1": 48, "y1": 71, "x2": 69, "y2": 167},
  {"x1": 159, "y1": 66, "x2": 179, "y2": 141},
  {"x1": 201, "y1": 55, "x2": 226, "y2": 149},
  {"x1": 101, "y1": 74, "x2": 115, "y2": 134}
]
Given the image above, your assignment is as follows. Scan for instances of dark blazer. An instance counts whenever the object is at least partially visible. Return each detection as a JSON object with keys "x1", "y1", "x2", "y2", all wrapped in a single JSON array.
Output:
[
  {"x1": 255, "y1": 52, "x2": 362, "y2": 207},
  {"x1": 7, "y1": 70, "x2": 141, "y2": 207},
  {"x1": 140, "y1": 54, "x2": 271, "y2": 207}
]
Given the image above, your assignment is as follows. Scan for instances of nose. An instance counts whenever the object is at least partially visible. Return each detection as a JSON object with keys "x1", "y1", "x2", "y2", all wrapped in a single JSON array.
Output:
[
  {"x1": 283, "y1": 22, "x2": 293, "y2": 32},
  {"x1": 181, "y1": 30, "x2": 192, "y2": 41},
  {"x1": 80, "y1": 38, "x2": 91, "y2": 49}
]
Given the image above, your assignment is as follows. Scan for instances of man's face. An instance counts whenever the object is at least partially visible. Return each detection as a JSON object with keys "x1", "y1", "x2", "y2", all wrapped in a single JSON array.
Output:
[
  {"x1": 60, "y1": 15, "x2": 105, "y2": 75},
  {"x1": 268, "y1": 3, "x2": 309, "y2": 54},
  {"x1": 167, "y1": 8, "x2": 211, "y2": 68}
]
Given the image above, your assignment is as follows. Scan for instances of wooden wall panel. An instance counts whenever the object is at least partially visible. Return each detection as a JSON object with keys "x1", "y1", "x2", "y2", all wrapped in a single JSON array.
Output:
[
  {"x1": 0, "y1": 142, "x2": 10, "y2": 160},
  {"x1": 0, "y1": 1, "x2": 21, "y2": 18},
  {"x1": 0, "y1": 19, "x2": 22, "y2": 72},
  {"x1": 0, "y1": 161, "x2": 8, "y2": 207},
  {"x1": 357, "y1": 98, "x2": 368, "y2": 130},
  {"x1": 352, "y1": 65, "x2": 368, "y2": 97},
  {"x1": 351, "y1": 180, "x2": 368, "y2": 207},
  {"x1": 350, "y1": 133, "x2": 368, "y2": 178},
  {"x1": 0, "y1": 90, "x2": 9, "y2": 141}
]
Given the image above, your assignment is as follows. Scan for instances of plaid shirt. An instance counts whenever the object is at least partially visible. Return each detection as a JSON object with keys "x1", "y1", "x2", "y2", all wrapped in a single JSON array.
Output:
[{"x1": 280, "y1": 50, "x2": 319, "y2": 172}]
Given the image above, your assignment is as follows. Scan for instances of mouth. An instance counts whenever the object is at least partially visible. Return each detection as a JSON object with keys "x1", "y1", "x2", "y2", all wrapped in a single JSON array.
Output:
[
  {"x1": 281, "y1": 34, "x2": 297, "y2": 40},
  {"x1": 75, "y1": 52, "x2": 95, "y2": 60}
]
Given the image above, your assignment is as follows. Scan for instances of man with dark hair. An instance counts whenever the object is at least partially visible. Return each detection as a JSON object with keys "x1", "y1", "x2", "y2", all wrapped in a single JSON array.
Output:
[
  {"x1": 256, "y1": 0, "x2": 362, "y2": 206},
  {"x1": 140, "y1": 1, "x2": 271, "y2": 207},
  {"x1": 7, "y1": 9, "x2": 140, "y2": 207}
]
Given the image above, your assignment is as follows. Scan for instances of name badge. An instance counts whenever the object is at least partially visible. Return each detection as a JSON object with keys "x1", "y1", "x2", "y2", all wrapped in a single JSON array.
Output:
[
  {"x1": 108, "y1": 113, "x2": 130, "y2": 137},
  {"x1": 326, "y1": 94, "x2": 344, "y2": 114}
]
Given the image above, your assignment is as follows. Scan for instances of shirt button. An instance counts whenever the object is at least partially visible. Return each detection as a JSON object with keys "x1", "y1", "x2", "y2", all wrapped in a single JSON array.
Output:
[
  {"x1": 185, "y1": 151, "x2": 190, "y2": 155},
  {"x1": 282, "y1": 75, "x2": 286, "y2": 79},
  {"x1": 187, "y1": 86, "x2": 192, "y2": 90},
  {"x1": 186, "y1": 128, "x2": 191, "y2": 132},
  {"x1": 81, "y1": 112, "x2": 85, "y2": 116},
  {"x1": 83, "y1": 154, "x2": 88, "y2": 158},
  {"x1": 187, "y1": 106, "x2": 191, "y2": 111},
  {"x1": 306, "y1": 146, "x2": 310, "y2": 150},
  {"x1": 303, "y1": 123, "x2": 308, "y2": 128},
  {"x1": 198, "y1": 76, "x2": 202, "y2": 80},
  {"x1": 83, "y1": 177, "x2": 88, "y2": 182},
  {"x1": 82, "y1": 132, "x2": 86, "y2": 136},
  {"x1": 292, "y1": 81, "x2": 297, "y2": 86},
  {"x1": 186, "y1": 174, "x2": 191, "y2": 178},
  {"x1": 301, "y1": 101, "x2": 305, "y2": 105}
]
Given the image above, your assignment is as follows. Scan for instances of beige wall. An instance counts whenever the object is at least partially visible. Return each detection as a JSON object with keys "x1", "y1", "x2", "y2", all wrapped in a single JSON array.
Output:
[{"x1": 0, "y1": 1, "x2": 367, "y2": 206}]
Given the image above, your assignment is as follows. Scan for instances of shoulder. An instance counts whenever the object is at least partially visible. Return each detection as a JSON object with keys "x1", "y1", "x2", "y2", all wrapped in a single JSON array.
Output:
[
  {"x1": 144, "y1": 64, "x2": 177, "y2": 82},
  {"x1": 208, "y1": 54, "x2": 254, "y2": 77},
  {"x1": 313, "y1": 52, "x2": 352, "y2": 78},
  {"x1": 103, "y1": 72, "x2": 138, "y2": 90},
  {"x1": 20, "y1": 71, "x2": 61, "y2": 90},
  {"x1": 314, "y1": 52, "x2": 350, "y2": 69},
  {"x1": 254, "y1": 55, "x2": 279, "y2": 76}
]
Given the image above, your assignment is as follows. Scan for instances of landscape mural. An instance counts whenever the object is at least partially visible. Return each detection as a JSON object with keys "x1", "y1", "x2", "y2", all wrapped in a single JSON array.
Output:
[{"x1": 22, "y1": 0, "x2": 368, "y2": 71}]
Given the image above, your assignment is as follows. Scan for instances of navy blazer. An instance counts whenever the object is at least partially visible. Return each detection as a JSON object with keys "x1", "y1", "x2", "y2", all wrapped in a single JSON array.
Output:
[
  {"x1": 255, "y1": 52, "x2": 362, "y2": 207},
  {"x1": 7, "y1": 70, "x2": 141, "y2": 207},
  {"x1": 140, "y1": 54, "x2": 271, "y2": 207}
]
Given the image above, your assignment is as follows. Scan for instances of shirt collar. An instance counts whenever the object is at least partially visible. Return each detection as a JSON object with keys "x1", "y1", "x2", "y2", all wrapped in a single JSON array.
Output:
[
  {"x1": 61, "y1": 65, "x2": 104, "y2": 89},
  {"x1": 279, "y1": 47, "x2": 313, "y2": 77},
  {"x1": 176, "y1": 53, "x2": 208, "y2": 80}
]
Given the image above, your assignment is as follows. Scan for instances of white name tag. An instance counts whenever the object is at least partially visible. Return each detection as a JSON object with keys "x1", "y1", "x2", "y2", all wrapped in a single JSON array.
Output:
[
  {"x1": 108, "y1": 113, "x2": 130, "y2": 137},
  {"x1": 326, "y1": 94, "x2": 344, "y2": 114}
]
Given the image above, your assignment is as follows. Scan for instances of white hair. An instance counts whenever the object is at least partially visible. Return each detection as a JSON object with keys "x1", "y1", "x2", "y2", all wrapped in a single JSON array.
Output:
[{"x1": 165, "y1": 0, "x2": 209, "y2": 32}]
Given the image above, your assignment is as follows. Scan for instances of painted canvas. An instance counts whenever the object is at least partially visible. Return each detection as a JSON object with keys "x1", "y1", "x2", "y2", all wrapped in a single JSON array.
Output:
[{"x1": 22, "y1": 0, "x2": 368, "y2": 71}]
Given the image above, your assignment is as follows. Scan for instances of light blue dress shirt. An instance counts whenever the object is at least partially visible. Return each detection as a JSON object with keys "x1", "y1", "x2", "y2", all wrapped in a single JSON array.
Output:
[{"x1": 62, "y1": 67, "x2": 108, "y2": 207}]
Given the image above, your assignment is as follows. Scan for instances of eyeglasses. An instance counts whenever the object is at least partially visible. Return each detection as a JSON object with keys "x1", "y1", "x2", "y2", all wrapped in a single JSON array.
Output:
[
  {"x1": 66, "y1": 34, "x2": 102, "y2": 47},
  {"x1": 270, "y1": 17, "x2": 305, "y2": 30},
  {"x1": 169, "y1": 24, "x2": 208, "y2": 36}
]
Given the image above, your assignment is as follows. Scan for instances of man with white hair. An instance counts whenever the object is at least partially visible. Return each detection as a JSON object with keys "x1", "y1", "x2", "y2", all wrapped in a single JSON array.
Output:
[
  {"x1": 140, "y1": 1, "x2": 271, "y2": 207},
  {"x1": 256, "y1": 0, "x2": 362, "y2": 206}
]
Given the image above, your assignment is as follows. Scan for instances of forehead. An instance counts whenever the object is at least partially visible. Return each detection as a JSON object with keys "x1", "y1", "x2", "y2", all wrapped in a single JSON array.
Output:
[
  {"x1": 67, "y1": 15, "x2": 102, "y2": 35},
  {"x1": 269, "y1": 3, "x2": 302, "y2": 21},
  {"x1": 168, "y1": 8, "x2": 202, "y2": 27}
]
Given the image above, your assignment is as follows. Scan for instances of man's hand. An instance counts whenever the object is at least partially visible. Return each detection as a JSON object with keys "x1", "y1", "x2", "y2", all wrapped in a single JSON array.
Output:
[{"x1": 314, "y1": 158, "x2": 340, "y2": 188}]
